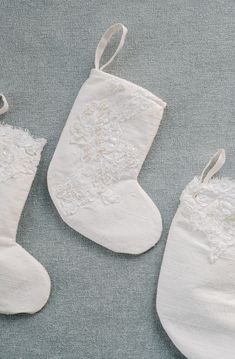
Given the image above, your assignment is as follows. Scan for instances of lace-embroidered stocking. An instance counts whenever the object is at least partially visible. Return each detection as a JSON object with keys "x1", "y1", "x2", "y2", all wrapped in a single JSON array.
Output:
[
  {"x1": 47, "y1": 23, "x2": 166, "y2": 254},
  {"x1": 157, "y1": 149, "x2": 235, "y2": 359},
  {"x1": 0, "y1": 97, "x2": 50, "y2": 314}
]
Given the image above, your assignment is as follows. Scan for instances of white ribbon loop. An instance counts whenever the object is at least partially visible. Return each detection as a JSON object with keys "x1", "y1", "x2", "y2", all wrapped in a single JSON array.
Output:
[
  {"x1": 200, "y1": 149, "x2": 226, "y2": 184},
  {"x1": 95, "y1": 23, "x2": 128, "y2": 71},
  {"x1": 0, "y1": 94, "x2": 9, "y2": 115}
]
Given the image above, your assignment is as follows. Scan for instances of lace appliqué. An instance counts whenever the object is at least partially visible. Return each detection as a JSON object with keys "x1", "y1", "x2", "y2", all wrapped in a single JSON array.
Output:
[
  {"x1": 0, "y1": 125, "x2": 46, "y2": 183},
  {"x1": 55, "y1": 99, "x2": 140, "y2": 216},
  {"x1": 180, "y1": 177, "x2": 235, "y2": 263},
  {"x1": 106, "y1": 78, "x2": 156, "y2": 116}
]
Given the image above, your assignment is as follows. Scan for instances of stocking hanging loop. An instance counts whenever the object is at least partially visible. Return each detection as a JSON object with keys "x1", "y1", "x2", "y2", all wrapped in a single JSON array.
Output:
[
  {"x1": 0, "y1": 94, "x2": 9, "y2": 115},
  {"x1": 95, "y1": 23, "x2": 128, "y2": 71},
  {"x1": 200, "y1": 149, "x2": 226, "y2": 184}
]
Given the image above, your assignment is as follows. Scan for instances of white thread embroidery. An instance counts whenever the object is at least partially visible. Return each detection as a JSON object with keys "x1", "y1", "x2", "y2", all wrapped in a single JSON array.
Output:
[
  {"x1": 0, "y1": 125, "x2": 45, "y2": 183},
  {"x1": 180, "y1": 177, "x2": 235, "y2": 263},
  {"x1": 55, "y1": 99, "x2": 139, "y2": 215},
  {"x1": 106, "y1": 78, "x2": 155, "y2": 115}
]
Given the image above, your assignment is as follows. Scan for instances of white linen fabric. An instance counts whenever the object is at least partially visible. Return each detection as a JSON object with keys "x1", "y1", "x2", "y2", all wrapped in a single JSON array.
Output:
[
  {"x1": 157, "y1": 149, "x2": 235, "y2": 359},
  {"x1": 0, "y1": 96, "x2": 51, "y2": 314},
  {"x1": 47, "y1": 23, "x2": 166, "y2": 254}
]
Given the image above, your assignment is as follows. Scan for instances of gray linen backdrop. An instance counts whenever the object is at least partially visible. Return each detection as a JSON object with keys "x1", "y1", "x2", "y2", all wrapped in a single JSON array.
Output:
[{"x1": 0, "y1": 1, "x2": 234, "y2": 358}]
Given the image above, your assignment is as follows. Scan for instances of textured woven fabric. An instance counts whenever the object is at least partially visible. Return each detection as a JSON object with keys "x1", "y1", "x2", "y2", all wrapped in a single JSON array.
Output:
[{"x1": 0, "y1": 0, "x2": 234, "y2": 358}]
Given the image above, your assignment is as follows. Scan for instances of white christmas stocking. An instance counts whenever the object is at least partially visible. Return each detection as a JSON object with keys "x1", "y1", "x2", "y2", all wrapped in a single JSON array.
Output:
[
  {"x1": 157, "y1": 149, "x2": 235, "y2": 359},
  {"x1": 0, "y1": 97, "x2": 51, "y2": 314},
  {"x1": 47, "y1": 23, "x2": 166, "y2": 254}
]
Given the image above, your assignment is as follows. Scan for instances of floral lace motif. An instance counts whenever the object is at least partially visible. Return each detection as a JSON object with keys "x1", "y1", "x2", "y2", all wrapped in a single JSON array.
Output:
[
  {"x1": 55, "y1": 96, "x2": 142, "y2": 216},
  {"x1": 180, "y1": 177, "x2": 235, "y2": 263},
  {"x1": 105, "y1": 77, "x2": 159, "y2": 113},
  {"x1": 0, "y1": 125, "x2": 46, "y2": 183}
]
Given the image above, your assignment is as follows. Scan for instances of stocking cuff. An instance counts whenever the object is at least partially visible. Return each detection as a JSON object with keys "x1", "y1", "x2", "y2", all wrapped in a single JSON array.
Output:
[{"x1": 0, "y1": 124, "x2": 46, "y2": 183}]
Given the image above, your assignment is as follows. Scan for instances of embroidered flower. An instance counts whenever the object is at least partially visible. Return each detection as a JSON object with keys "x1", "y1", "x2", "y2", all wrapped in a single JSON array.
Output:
[
  {"x1": 180, "y1": 177, "x2": 235, "y2": 263},
  {"x1": 107, "y1": 79, "x2": 126, "y2": 93},
  {"x1": 55, "y1": 99, "x2": 140, "y2": 215},
  {"x1": 101, "y1": 189, "x2": 120, "y2": 205}
]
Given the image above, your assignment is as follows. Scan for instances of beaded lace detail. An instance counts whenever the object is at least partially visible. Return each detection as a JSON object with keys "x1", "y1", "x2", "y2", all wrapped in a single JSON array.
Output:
[
  {"x1": 55, "y1": 96, "x2": 141, "y2": 216},
  {"x1": 0, "y1": 124, "x2": 46, "y2": 183},
  {"x1": 180, "y1": 177, "x2": 235, "y2": 263}
]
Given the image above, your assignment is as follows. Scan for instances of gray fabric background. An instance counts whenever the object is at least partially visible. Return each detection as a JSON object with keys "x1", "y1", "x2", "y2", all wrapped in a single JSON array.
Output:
[{"x1": 0, "y1": 1, "x2": 234, "y2": 358}]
